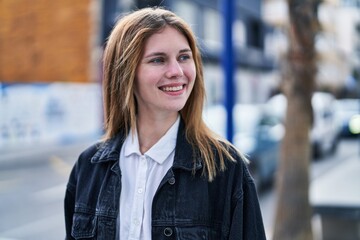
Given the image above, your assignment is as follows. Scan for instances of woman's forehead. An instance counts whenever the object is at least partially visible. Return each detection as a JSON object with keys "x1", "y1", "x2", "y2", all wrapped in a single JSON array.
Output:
[{"x1": 142, "y1": 27, "x2": 190, "y2": 52}]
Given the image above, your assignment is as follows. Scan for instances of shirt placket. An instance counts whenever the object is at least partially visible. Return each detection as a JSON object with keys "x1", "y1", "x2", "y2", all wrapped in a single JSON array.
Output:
[{"x1": 128, "y1": 155, "x2": 148, "y2": 240}]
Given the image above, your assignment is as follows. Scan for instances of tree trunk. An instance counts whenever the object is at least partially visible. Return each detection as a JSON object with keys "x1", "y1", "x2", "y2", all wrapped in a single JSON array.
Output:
[{"x1": 273, "y1": 1, "x2": 319, "y2": 239}]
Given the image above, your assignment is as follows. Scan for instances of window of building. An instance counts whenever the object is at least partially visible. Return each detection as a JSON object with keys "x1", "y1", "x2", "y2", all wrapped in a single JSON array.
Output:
[
  {"x1": 233, "y1": 20, "x2": 246, "y2": 48},
  {"x1": 248, "y1": 19, "x2": 264, "y2": 49},
  {"x1": 203, "y1": 7, "x2": 222, "y2": 49},
  {"x1": 342, "y1": 0, "x2": 360, "y2": 7},
  {"x1": 172, "y1": 1, "x2": 199, "y2": 35}
]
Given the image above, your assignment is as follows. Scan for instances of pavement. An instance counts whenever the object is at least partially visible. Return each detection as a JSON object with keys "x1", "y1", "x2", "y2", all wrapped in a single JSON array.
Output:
[
  {"x1": 310, "y1": 156, "x2": 360, "y2": 207},
  {"x1": 310, "y1": 156, "x2": 360, "y2": 240}
]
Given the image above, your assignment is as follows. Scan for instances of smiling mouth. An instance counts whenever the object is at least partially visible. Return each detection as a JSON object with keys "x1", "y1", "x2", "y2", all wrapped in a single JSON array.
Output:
[{"x1": 160, "y1": 85, "x2": 184, "y2": 92}]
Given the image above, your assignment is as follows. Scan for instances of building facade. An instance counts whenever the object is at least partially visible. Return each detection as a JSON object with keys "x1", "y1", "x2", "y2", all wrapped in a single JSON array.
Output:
[
  {"x1": 262, "y1": 0, "x2": 360, "y2": 96},
  {"x1": 0, "y1": 0, "x2": 101, "y2": 83},
  {"x1": 0, "y1": 0, "x2": 276, "y2": 148},
  {"x1": 0, "y1": 0, "x2": 103, "y2": 149}
]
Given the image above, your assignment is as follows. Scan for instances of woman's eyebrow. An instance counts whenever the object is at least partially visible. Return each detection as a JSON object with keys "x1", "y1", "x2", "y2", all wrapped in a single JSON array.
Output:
[
  {"x1": 144, "y1": 48, "x2": 192, "y2": 59},
  {"x1": 179, "y1": 48, "x2": 192, "y2": 53},
  {"x1": 143, "y1": 52, "x2": 165, "y2": 59}
]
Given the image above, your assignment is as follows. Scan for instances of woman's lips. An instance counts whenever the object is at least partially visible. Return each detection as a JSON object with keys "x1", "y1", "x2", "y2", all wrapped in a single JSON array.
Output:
[
  {"x1": 159, "y1": 84, "x2": 186, "y2": 96},
  {"x1": 160, "y1": 85, "x2": 184, "y2": 92}
]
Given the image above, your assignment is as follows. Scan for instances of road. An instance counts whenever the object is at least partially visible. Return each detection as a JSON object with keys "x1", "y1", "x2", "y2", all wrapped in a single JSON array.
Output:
[
  {"x1": 259, "y1": 138, "x2": 360, "y2": 239},
  {"x1": 0, "y1": 138, "x2": 358, "y2": 240},
  {"x1": 0, "y1": 141, "x2": 93, "y2": 240}
]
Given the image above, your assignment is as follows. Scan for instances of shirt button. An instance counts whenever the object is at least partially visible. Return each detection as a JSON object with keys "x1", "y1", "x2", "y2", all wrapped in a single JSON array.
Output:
[
  {"x1": 168, "y1": 177, "x2": 175, "y2": 185},
  {"x1": 163, "y1": 227, "x2": 173, "y2": 237},
  {"x1": 134, "y1": 219, "x2": 140, "y2": 226},
  {"x1": 137, "y1": 188, "x2": 143, "y2": 194}
]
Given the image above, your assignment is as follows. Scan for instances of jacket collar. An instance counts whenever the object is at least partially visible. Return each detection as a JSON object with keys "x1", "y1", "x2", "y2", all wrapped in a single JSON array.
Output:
[
  {"x1": 172, "y1": 119, "x2": 202, "y2": 171},
  {"x1": 91, "y1": 118, "x2": 203, "y2": 172}
]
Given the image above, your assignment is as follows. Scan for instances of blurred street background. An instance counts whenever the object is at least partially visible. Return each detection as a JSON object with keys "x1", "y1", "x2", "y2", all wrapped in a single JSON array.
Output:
[
  {"x1": 1, "y1": 0, "x2": 360, "y2": 239},
  {"x1": 0, "y1": 136, "x2": 358, "y2": 239}
]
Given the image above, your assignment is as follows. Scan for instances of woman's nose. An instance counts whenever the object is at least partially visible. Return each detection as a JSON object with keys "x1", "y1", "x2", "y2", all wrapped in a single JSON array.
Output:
[{"x1": 165, "y1": 60, "x2": 184, "y2": 79}]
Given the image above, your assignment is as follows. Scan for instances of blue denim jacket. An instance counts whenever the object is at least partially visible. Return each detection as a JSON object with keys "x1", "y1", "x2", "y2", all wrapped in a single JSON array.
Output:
[{"x1": 64, "y1": 120, "x2": 266, "y2": 239}]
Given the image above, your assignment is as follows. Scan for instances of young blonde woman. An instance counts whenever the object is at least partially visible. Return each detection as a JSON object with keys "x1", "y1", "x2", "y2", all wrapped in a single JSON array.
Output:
[{"x1": 64, "y1": 7, "x2": 266, "y2": 240}]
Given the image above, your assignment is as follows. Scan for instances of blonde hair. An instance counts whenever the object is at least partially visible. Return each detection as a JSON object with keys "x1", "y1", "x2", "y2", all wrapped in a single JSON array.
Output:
[{"x1": 102, "y1": 7, "x2": 239, "y2": 181}]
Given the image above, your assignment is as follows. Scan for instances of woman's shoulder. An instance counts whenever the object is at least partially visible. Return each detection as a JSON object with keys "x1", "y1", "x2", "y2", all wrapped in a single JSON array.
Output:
[
  {"x1": 83, "y1": 141, "x2": 102, "y2": 154},
  {"x1": 79, "y1": 132, "x2": 125, "y2": 161},
  {"x1": 215, "y1": 138, "x2": 248, "y2": 164},
  {"x1": 215, "y1": 139, "x2": 253, "y2": 178},
  {"x1": 76, "y1": 141, "x2": 104, "y2": 165}
]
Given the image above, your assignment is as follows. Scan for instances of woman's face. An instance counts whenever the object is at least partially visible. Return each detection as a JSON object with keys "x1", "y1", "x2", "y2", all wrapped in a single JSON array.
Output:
[{"x1": 135, "y1": 26, "x2": 196, "y2": 118}]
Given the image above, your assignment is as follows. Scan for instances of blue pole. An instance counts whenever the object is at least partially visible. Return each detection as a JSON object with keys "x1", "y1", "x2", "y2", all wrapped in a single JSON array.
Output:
[{"x1": 222, "y1": 0, "x2": 235, "y2": 142}]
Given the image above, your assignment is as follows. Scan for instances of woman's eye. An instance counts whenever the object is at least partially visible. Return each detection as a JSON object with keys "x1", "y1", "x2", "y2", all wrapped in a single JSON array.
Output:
[
  {"x1": 179, "y1": 54, "x2": 191, "y2": 62},
  {"x1": 149, "y1": 58, "x2": 164, "y2": 64}
]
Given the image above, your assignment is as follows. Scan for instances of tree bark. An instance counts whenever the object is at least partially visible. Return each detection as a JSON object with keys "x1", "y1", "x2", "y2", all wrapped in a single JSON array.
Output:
[{"x1": 273, "y1": 1, "x2": 319, "y2": 239}]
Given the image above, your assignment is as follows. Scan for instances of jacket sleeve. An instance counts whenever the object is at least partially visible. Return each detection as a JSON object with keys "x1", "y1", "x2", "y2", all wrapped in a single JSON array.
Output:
[
  {"x1": 64, "y1": 186, "x2": 75, "y2": 239},
  {"x1": 229, "y1": 163, "x2": 267, "y2": 240},
  {"x1": 64, "y1": 161, "x2": 78, "y2": 240}
]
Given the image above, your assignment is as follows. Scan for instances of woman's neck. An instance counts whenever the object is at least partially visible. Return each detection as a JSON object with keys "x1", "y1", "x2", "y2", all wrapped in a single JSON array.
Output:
[{"x1": 136, "y1": 113, "x2": 178, "y2": 154}]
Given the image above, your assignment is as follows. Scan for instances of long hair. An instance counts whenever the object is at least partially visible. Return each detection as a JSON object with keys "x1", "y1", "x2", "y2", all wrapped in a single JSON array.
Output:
[{"x1": 102, "y1": 7, "x2": 239, "y2": 181}]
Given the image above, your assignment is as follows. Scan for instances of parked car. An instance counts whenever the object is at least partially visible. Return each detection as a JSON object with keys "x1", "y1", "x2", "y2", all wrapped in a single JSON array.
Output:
[
  {"x1": 233, "y1": 104, "x2": 284, "y2": 189},
  {"x1": 335, "y1": 98, "x2": 360, "y2": 137},
  {"x1": 265, "y1": 92, "x2": 340, "y2": 158},
  {"x1": 203, "y1": 103, "x2": 284, "y2": 189}
]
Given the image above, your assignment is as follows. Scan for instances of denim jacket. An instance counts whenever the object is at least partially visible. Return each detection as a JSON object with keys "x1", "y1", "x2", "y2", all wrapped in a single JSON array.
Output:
[{"x1": 64, "y1": 120, "x2": 266, "y2": 240}]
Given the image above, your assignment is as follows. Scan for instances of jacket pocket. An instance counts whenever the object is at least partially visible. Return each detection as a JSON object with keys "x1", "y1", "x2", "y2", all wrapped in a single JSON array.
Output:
[
  {"x1": 176, "y1": 225, "x2": 222, "y2": 240},
  {"x1": 71, "y1": 212, "x2": 97, "y2": 239}
]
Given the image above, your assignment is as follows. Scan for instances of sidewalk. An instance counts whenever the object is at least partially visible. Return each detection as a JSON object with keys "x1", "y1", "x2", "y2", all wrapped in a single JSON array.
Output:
[
  {"x1": 310, "y1": 156, "x2": 360, "y2": 240},
  {"x1": 311, "y1": 156, "x2": 360, "y2": 207}
]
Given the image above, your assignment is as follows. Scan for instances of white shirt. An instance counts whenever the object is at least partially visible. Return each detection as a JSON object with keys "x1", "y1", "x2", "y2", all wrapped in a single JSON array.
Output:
[{"x1": 119, "y1": 116, "x2": 180, "y2": 240}]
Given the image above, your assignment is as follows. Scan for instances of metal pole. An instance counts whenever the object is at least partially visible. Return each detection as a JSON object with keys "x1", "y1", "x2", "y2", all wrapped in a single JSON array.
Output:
[{"x1": 222, "y1": 0, "x2": 235, "y2": 142}]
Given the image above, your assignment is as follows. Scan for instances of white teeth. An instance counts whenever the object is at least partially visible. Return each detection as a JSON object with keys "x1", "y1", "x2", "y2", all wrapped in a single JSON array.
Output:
[{"x1": 161, "y1": 85, "x2": 183, "y2": 92}]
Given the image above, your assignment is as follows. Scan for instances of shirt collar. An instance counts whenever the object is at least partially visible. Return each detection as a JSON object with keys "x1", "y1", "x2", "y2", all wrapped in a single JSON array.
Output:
[
  {"x1": 123, "y1": 129, "x2": 142, "y2": 157},
  {"x1": 124, "y1": 115, "x2": 180, "y2": 165}
]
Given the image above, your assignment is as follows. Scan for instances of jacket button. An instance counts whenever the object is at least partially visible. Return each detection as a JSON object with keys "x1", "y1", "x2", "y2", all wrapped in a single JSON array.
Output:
[
  {"x1": 168, "y1": 177, "x2": 175, "y2": 185},
  {"x1": 163, "y1": 227, "x2": 173, "y2": 237}
]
